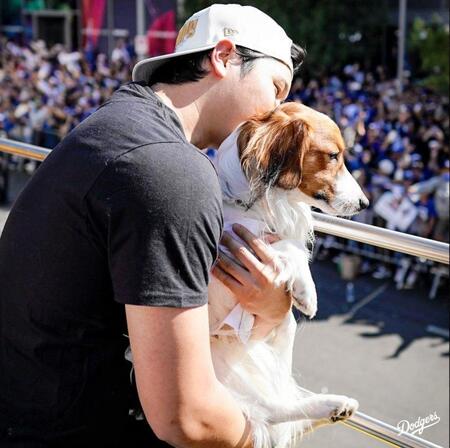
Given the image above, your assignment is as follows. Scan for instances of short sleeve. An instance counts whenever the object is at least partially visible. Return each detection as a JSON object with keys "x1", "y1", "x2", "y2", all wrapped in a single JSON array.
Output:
[{"x1": 86, "y1": 143, "x2": 223, "y2": 307}]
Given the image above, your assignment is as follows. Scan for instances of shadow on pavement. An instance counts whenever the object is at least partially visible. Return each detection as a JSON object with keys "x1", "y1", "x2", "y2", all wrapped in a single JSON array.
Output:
[{"x1": 306, "y1": 259, "x2": 449, "y2": 359}]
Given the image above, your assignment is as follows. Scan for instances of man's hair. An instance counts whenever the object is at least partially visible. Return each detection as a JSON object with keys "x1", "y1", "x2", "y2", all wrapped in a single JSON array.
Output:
[{"x1": 147, "y1": 43, "x2": 306, "y2": 86}]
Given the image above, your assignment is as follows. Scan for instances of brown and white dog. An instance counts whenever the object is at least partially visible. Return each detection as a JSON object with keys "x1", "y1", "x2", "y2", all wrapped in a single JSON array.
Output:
[{"x1": 208, "y1": 102, "x2": 369, "y2": 447}]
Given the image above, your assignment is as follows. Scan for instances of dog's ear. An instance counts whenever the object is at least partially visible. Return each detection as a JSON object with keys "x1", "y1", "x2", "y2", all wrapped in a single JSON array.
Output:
[
  {"x1": 238, "y1": 110, "x2": 310, "y2": 196},
  {"x1": 270, "y1": 117, "x2": 310, "y2": 189}
]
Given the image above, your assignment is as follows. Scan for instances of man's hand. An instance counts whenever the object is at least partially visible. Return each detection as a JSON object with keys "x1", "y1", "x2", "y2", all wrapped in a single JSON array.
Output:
[{"x1": 212, "y1": 224, "x2": 292, "y2": 338}]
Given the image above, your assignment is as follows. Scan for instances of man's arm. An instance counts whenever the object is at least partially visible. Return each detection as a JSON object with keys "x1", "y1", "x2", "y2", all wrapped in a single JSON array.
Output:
[
  {"x1": 409, "y1": 177, "x2": 440, "y2": 195},
  {"x1": 92, "y1": 147, "x2": 260, "y2": 444},
  {"x1": 126, "y1": 303, "x2": 253, "y2": 447}
]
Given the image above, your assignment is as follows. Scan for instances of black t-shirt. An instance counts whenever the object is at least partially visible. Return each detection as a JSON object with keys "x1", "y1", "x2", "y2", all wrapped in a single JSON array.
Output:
[{"x1": 0, "y1": 82, "x2": 223, "y2": 447}]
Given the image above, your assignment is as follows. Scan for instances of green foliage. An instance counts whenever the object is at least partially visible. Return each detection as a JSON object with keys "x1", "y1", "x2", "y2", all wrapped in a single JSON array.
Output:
[
  {"x1": 181, "y1": 0, "x2": 389, "y2": 76},
  {"x1": 24, "y1": 0, "x2": 46, "y2": 11},
  {"x1": 409, "y1": 17, "x2": 449, "y2": 95}
]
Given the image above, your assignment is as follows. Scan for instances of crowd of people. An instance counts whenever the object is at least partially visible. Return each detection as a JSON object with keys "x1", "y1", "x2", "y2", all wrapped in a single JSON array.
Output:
[
  {"x1": 1, "y1": 38, "x2": 448, "y2": 291},
  {"x1": 289, "y1": 64, "x2": 449, "y2": 289},
  {"x1": 290, "y1": 64, "x2": 449, "y2": 238},
  {"x1": 0, "y1": 36, "x2": 133, "y2": 149}
]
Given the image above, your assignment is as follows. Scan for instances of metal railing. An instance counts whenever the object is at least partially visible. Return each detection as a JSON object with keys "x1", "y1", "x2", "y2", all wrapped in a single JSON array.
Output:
[
  {"x1": 0, "y1": 138, "x2": 51, "y2": 161},
  {"x1": 0, "y1": 137, "x2": 448, "y2": 447},
  {"x1": 312, "y1": 212, "x2": 449, "y2": 265},
  {"x1": 344, "y1": 412, "x2": 443, "y2": 448},
  {"x1": 1, "y1": 137, "x2": 448, "y2": 266},
  {"x1": 298, "y1": 387, "x2": 443, "y2": 448}
]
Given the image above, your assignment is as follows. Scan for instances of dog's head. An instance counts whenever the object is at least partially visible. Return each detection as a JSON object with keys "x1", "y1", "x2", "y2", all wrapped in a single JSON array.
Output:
[{"x1": 237, "y1": 102, "x2": 369, "y2": 216}]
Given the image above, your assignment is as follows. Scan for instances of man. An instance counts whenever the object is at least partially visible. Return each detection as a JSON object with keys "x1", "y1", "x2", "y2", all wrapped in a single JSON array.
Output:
[
  {"x1": 0, "y1": 4, "x2": 305, "y2": 447},
  {"x1": 409, "y1": 159, "x2": 450, "y2": 242}
]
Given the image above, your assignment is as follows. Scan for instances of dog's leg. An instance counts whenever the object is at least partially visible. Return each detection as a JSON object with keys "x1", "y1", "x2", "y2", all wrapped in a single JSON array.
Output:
[
  {"x1": 291, "y1": 263, "x2": 317, "y2": 319},
  {"x1": 296, "y1": 417, "x2": 336, "y2": 436},
  {"x1": 302, "y1": 419, "x2": 326, "y2": 433},
  {"x1": 271, "y1": 240, "x2": 317, "y2": 318},
  {"x1": 263, "y1": 393, "x2": 359, "y2": 425}
]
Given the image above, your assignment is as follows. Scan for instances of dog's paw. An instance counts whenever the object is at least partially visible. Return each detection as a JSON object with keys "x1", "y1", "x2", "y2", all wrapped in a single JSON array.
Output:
[
  {"x1": 330, "y1": 397, "x2": 359, "y2": 422},
  {"x1": 301, "y1": 394, "x2": 359, "y2": 422},
  {"x1": 292, "y1": 277, "x2": 317, "y2": 319},
  {"x1": 321, "y1": 395, "x2": 359, "y2": 422}
]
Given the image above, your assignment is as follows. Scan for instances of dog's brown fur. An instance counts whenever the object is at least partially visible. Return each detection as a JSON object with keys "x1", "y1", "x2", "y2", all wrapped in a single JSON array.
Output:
[{"x1": 237, "y1": 102, "x2": 347, "y2": 204}]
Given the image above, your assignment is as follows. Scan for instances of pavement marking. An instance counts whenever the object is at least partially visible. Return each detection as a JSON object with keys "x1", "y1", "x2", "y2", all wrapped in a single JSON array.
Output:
[
  {"x1": 345, "y1": 282, "x2": 390, "y2": 319},
  {"x1": 426, "y1": 324, "x2": 450, "y2": 339}
]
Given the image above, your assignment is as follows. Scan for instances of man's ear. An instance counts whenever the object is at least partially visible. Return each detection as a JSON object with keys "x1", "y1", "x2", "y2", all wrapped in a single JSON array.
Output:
[
  {"x1": 209, "y1": 39, "x2": 236, "y2": 78},
  {"x1": 239, "y1": 112, "x2": 310, "y2": 195}
]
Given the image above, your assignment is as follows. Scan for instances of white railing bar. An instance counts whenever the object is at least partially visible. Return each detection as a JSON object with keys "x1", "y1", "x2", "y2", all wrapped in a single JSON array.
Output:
[
  {"x1": 1, "y1": 138, "x2": 448, "y2": 265},
  {"x1": 1, "y1": 137, "x2": 446, "y2": 447}
]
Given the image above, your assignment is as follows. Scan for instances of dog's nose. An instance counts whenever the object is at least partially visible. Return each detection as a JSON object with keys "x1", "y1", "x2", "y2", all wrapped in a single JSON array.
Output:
[{"x1": 359, "y1": 198, "x2": 369, "y2": 210}]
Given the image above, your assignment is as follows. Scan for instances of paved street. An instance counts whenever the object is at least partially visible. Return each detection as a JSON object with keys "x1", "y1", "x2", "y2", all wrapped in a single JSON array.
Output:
[
  {"x1": 1, "y1": 171, "x2": 449, "y2": 447},
  {"x1": 295, "y1": 259, "x2": 449, "y2": 447}
]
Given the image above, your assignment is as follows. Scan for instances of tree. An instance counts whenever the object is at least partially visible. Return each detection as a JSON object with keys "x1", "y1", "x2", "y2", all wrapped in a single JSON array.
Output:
[
  {"x1": 409, "y1": 16, "x2": 449, "y2": 95},
  {"x1": 182, "y1": 0, "x2": 389, "y2": 77}
]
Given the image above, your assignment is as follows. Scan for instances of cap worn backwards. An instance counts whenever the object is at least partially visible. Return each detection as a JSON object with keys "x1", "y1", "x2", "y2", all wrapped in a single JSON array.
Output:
[{"x1": 132, "y1": 3, "x2": 293, "y2": 83}]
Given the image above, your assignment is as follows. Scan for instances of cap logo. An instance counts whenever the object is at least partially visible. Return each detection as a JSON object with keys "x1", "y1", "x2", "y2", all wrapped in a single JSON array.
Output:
[
  {"x1": 176, "y1": 19, "x2": 198, "y2": 47},
  {"x1": 224, "y1": 27, "x2": 238, "y2": 37}
]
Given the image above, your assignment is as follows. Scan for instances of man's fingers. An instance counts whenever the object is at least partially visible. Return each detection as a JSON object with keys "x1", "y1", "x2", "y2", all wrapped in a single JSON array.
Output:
[
  {"x1": 212, "y1": 264, "x2": 242, "y2": 295},
  {"x1": 216, "y1": 252, "x2": 252, "y2": 285},
  {"x1": 231, "y1": 224, "x2": 277, "y2": 264},
  {"x1": 221, "y1": 232, "x2": 265, "y2": 276}
]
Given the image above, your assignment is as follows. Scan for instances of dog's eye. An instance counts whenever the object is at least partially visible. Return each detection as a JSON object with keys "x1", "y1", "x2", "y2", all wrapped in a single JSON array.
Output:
[{"x1": 329, "y1": 152, "x2": 339, "y2": 160}]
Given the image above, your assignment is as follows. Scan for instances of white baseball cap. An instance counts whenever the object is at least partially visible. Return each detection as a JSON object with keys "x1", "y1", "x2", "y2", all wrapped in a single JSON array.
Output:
[{"x1": 132, "y1": 4, "x2": 293, "y2": 83}]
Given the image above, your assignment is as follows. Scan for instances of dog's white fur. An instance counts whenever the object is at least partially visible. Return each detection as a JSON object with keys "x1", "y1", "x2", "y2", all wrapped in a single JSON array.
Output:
[{"x1": 208, "y1": 123, "x2": 366, "y2": 447}]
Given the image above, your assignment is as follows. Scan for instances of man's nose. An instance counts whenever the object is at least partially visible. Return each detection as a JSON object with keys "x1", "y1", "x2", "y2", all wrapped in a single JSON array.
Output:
[{"x1": 359, "y1": 197, "x2": 369, "y2": 210}]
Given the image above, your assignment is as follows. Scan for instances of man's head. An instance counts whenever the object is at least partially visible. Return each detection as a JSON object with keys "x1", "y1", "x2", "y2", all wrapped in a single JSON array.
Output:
[{"x1": 132, "y1": 4, "x2": 305, "y2": 148}]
